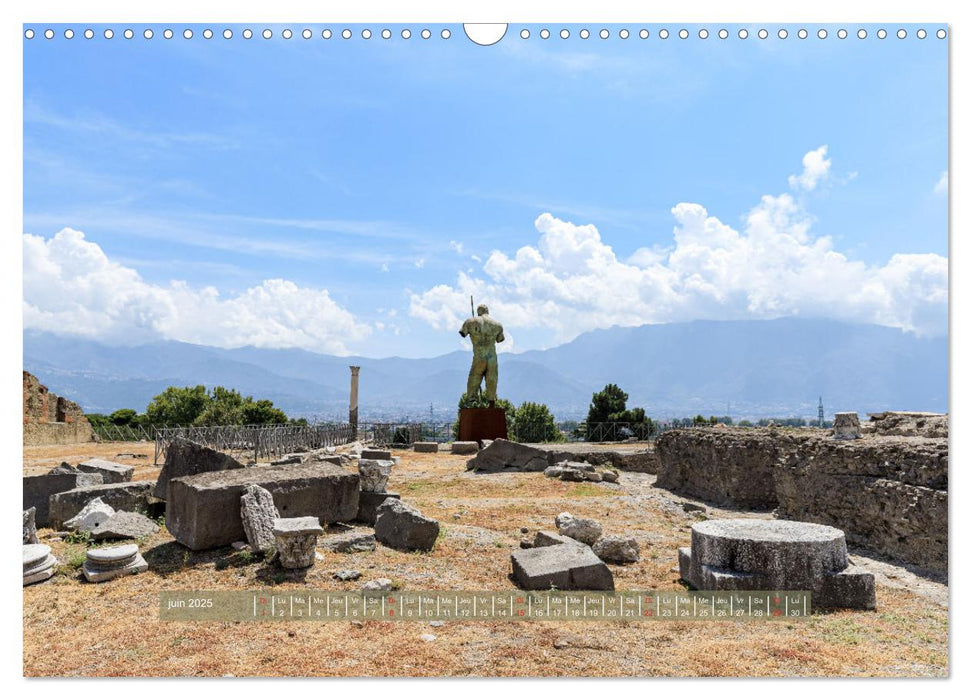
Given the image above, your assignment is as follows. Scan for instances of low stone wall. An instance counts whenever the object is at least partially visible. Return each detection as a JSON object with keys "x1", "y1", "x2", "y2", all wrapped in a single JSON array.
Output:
[
  {"x1": 23, "y1": 421, "x2": 95, "y2": 446},
  {"x1": 653, "y1": 427, "x2": 948, "y2": 574},
  {"x1": 776, "y1": 436, "x2": 947, "y2": 574},
  {"x1": 866, "y1": 411, "x2": 948, "y2": 439},
  {"x1": 654, "y1": 428, "x2": 797, "y2": 508},
  {"x1": 536, "y1": 445, "x2": 660, "y2": 474}
]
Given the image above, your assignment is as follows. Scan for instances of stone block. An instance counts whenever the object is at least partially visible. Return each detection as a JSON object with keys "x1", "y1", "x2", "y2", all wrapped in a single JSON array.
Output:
[
  {"x1": 23, "y1": 507, "x2": 38, "y2": 544},
  {"x1": 166, "y1": 463, "x2": 358, "y2": 550},
  {"x1": 154, "y1": 437, "x2": 247, "y2": 500},
  {"x1": 77, "y1": 458, "x2": 134, "y2": 484},
  {"x1": 466, "y1": 439, "x2": 549, "y2": 472},
  {"x1": 555, "y1": 512, "x2": 603, "y2": 545},
  {"x1": 361, "y1": 448, "x2": 392, "y2": 460},
  {"x1": 592, "y1": 535, "x2": 640, "y2": 564},
  {"x1": 374, "y1": 499, "x2": 440, "y2": 551},
  {"x1": 320, "y1": 530, "x2": 376, "y2": 553},
  {"x1": 24, "y1": 472, "x2": 103, "y2": 527},
  {"x1": 833, "y1": 412, "x2": 862, "y2": 439},
  {"x1": 451, "y1": 441, "x2": 479, "y2": 455},
  {"x1": 47, "y1": 480, "x2": 154, "y2": 530},
  {"x1": 91, "y1": 511, "x2": 161, "y2": 540},
  {"x1": 533, "y1": 530, "x2": 581, "y2": 548},
  {"x1": 678, "y1": 546, "x2": 692, "y2": 581},
  {"x1": 240, "y1": 484, "x2": 279, "y2": 554},
  {"x1": 358, "y1": 459, "x2": 393, "y2": 492},
  {"x1": 356, "y1": 491, "x2": 400, "y2": 525},
  {"x1": 816, "y1": 564, "x2": 876, "y2": 610},
  {"x1": 413, "y1": 442, "x2": 439, "y2": 453},
  {"x1": 510, "y1": 543, "x2": 614, "y2": 591}
]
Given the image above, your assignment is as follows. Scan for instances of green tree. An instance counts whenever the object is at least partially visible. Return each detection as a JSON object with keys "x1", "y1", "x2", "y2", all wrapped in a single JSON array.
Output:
[
  {"x1": 241, "y1": 398, "x2": 288, "y2": 425},
  {"x1": 193, "y1": 387, "x2": 244, "y2": 426},
  {"x1": 512, "y1": 401, "x2": 563, "y2": 443},
  {"x1": 85, "y1": 413, "x2": 109, "y2": 428},
  {"x1": 586, "y1": 384, "x2": 629, "y2": 425},
  {"x1": 145, "y1": 385, "x2": 210, "y2": 426},
  {"x1": 109, "y1": 408, "x2": 138, "y2": 426},
  {"x1": 585, "y1": 384, "x2": 655, "y2": 440}
]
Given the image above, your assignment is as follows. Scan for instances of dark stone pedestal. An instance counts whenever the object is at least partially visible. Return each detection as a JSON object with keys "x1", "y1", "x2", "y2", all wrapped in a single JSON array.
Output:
[{"x1": 459, "y1": 408, "x2": 508, "y2": 443}]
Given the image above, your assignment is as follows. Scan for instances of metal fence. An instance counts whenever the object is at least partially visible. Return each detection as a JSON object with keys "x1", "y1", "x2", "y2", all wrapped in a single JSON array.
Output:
[
  {"x1": 414, "y1": 420, "x2": 669, "y2": 444},
  {"x1": 96, "y1": 418, "x2": 673, "y2": 465},
  {"x1": 151, "y1": 422, "x2": 423, "y2": 464},
  {"x1": 91, "y1": 423, "x2": 157, "y2": 442}
]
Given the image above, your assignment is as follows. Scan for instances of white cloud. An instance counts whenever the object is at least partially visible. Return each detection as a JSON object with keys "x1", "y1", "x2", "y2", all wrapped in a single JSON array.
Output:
[
  {"x1": 410, "y1": 151, "x2": 946, "y2": 344},
  {"x1": 934, "y1": 171, "x2": 948, "y2": 195},
  {"x1": 23, "y1": 229, "x2": 371, "y2": 354},
  {"x1": 449, "y1": 240, "x2": 464, "y2": 254},
  {"x1": 380, "y1": 262, "x2": 389, "y2": 273},
  {"x1": 788, "y1": 145, "x2": 832, "y2": 191},
  {"x1": 414, "y1": 258, "x2": 425, "y2": 269}
]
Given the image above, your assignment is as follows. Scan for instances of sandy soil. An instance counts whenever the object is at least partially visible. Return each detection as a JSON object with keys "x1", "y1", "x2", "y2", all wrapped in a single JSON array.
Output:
[{"x1": 22, "y1": 442, "x2": 948, "y2": 677}]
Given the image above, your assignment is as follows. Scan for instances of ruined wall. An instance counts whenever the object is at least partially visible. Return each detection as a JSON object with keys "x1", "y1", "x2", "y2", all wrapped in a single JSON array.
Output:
[
  {"x1": 22, "y1": 371, "x2": 95, "y2": 445},
  {"x1": 654, "y1": 426, "x2": 948, "y2": 573},
  {"x1": 866, "y1": 411, "x2": 948, "y2": 439},
  {"x1": 654, "y1": 428, "x2": 798, "y2": 508},
  {"x1": 776, "y1": 436, "x2": 947, "y2": 574}
]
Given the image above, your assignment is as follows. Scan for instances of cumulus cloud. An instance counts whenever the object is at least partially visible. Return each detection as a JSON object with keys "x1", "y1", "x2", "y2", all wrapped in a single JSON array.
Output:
[
  {"x1": 788, "y1": 145, "x2": 832, "y2": 191},
  {"x1": 410, "y1": 152, "x2": 947, "y2": 343},
  {"x1": 23, "y1": 228, "x2": 371, "y2": 353},
  {"x1": 934, "y1": 171, "x2": 948, "y2": 195}
]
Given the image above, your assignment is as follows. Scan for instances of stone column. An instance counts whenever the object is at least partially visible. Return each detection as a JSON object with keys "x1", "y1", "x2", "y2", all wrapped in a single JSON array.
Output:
[{"x1": 349, "y1": 366, "x2": 361, "y2": 441}]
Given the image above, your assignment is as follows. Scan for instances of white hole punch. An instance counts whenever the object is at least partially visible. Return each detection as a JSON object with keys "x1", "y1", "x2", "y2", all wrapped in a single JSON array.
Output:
[{"x1": 463, "y1": 24, "x2": 508, "y2": 46}]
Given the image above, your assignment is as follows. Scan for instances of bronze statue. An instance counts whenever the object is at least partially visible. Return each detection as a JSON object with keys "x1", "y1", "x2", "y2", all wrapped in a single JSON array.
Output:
[{"x1": 459, "y1": 303, "x2": 504, "y2": 403}]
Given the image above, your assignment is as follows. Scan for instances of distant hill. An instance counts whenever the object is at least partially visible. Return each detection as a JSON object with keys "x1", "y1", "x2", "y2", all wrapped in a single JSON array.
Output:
[{"x1": 23, "y1": 318, "x2": 947, "y2": 420}]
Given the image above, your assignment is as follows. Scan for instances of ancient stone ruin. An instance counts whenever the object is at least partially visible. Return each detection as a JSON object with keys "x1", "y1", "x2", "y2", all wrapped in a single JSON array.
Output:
[
  {"x1": 48, "y1": 480, "x2": 157, "y2": 530},
  {"x1": 511, "y1": 541, "x2": 614, "y2": 591},
  {"x1": 165, "y1": 461, "x2": 359, "y2": 550},
  {"x1": 374, "y1": 499, "x2": 440, "y2": 551},
  {"x1": 82, "y1": 544, "x2": 148, "y2": 583},
  {"x1": 511, "y1": 511, "x2": 639, "y2": 590},
  {"x1": 273, "y1": 517, "x2": 324, "y2": 569},
  {"x1": 24, "y1": 470, "x2": 103, "y2": 527},
  {"x1": 678, "y1": 519, "x2": 875, "y2": 609},
  {"x1": 776, "y1": 435, "x2": 947, "y2": 573},
  {"x1": 22, "y1": 371, "x2": 94, "y2": 445},
  {"x1": 240, "y1": 484, "x2": 279, "y2": 554},
  {"x1": 23, "y1": 543, "x2": 57, "y2": 586},
  {"x1": 655, "y1": 423, "x2": 948, "y2": 575},
  {"x1": 832, "y1": 412, "x2": 861, "y2": 439},
  {"x1": 154, "y1": 437, "x2": 247, "y2": 500}
]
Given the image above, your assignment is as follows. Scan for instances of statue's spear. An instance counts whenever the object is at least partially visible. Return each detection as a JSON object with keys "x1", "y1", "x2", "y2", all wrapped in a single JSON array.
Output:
[{"x1": 470, "y1": 295, "x2": 475, "y2": 317}]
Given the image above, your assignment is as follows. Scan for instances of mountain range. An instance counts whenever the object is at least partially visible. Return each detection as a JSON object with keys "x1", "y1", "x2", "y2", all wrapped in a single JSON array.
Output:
[{"x1": 23, "y1": 318, "x2": 948, "y2": 421}]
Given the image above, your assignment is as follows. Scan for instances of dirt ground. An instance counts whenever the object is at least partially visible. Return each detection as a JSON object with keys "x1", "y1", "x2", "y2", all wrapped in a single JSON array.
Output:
[{"x1": 22, "y1": 441, "x2": 949, "y2": 678}]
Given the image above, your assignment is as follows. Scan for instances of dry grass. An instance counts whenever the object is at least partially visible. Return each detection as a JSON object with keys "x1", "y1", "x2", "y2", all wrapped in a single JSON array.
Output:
[{"x1": 23, "y1": 442, "x2": 948, "y2": 677}]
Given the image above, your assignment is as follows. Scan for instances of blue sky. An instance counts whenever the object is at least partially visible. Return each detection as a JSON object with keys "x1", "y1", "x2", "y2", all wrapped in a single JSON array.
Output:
[{"x1": 23, "y1": 24, "x2": 948, "y2": 357}]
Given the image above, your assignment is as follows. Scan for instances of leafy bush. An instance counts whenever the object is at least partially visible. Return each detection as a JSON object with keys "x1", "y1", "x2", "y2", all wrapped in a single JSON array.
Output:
[{"x1": 512, "y1": 401, "x2": 564, "y2": 443}]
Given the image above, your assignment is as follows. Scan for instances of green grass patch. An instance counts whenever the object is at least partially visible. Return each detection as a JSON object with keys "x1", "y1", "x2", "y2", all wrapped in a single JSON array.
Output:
[{"x1": 567, "y1": 484, "x2": 604, "y2": 497}]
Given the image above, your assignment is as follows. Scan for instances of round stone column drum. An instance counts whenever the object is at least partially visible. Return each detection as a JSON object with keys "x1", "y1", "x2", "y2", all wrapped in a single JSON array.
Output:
[{"x1": 678, "y1": 519, "x2": 875, "y2": 609}]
